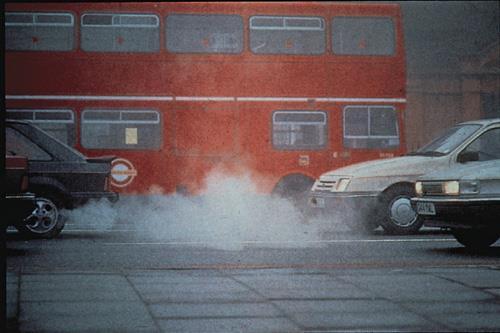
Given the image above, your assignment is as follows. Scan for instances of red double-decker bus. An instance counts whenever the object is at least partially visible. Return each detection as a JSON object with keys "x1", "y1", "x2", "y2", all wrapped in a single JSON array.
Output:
[{"x1": 5, "y1": 2, "x2": 406, "y2": 197}]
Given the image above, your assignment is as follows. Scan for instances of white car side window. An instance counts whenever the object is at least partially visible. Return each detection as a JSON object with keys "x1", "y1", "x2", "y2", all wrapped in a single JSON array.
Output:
[{"x1": 462, "y1": 127, "x2": 500, "y2": 161}]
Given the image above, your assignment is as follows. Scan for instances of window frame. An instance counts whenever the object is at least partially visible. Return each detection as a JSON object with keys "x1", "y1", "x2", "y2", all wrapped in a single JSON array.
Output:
[
  {"x1": 6, "y1": 109, "x2": 75, "y2": 123},
  {"x1": 6, "y1": 109, "x2": 76, "y2": 146},
  {"x1": 343, "y1": 105, "x2": 400, "y2": 149},
  {"x1": 80, "y1": 12, "x2": 160, "y2": 53},
  {"x1": 249, "y1": 15, "x2": 326, "y2": 55},
  {"x1": 81, "y1": 13, "x2": 160, "y2": 28},
  {"x1": 165, "y1": 13, "x2": 244, "y2": 54},
  {"x1": 250, "y1": 16, "x2": 325, "y2": 31},
  {"x1": 459, "y1": 126, "x2": 500, "y2": 162},
  {"x1": 6, "y1": 12, "x2": 75, "y2": 27},
  {"x1": 331, "y1": 16, "x2": 396, "y2": 56},
  {"x1": 5, "y1": 11, "x2": 75, "y2": 51},
  {"x1": 272, "y1": 110, "x2": 328, "y2": 151},
  {"x1": 81, "y1": 109, "x2": 162, "y2": 150}
]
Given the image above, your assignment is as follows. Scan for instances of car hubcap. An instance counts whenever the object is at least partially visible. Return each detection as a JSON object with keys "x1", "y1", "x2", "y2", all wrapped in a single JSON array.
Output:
[
  {"x1": 24, "y1": 198, "x2": 59, "y2": 234},
  {"x1": 390, "y1": 196, "x2": 417, "y2": 227}
]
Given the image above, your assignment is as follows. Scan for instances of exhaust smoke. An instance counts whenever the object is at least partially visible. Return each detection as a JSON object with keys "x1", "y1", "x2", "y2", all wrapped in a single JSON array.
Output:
[{"x1": 63, "y1": 170, "x2": 350, "y2": 250}]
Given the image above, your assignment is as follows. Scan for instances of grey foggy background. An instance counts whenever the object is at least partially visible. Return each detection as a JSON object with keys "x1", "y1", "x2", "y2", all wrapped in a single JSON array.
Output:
[
  {"x1": 389, "y1": 1, "x2": 499, "y2": 150},
  {"x1": 399, "y1": 1, "x2": 499, "y2": 74}
]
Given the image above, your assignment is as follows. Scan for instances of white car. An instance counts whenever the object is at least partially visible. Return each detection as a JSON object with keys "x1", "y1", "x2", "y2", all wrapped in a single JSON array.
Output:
[
  {"x1": 412, "y1": 159, "x2": 500, "y2": 248},
  {"x1": 309, "y1": 118, "x2": 500, "y2": 234}
]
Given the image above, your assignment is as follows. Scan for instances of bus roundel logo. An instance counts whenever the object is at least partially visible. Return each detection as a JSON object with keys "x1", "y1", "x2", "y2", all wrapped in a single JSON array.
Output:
[{"x1": 110, "y1": 158, "x2": 137, "y2": 188}]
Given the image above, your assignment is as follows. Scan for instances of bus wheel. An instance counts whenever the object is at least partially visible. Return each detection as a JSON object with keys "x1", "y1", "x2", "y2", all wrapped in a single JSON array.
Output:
[
  {"x1": 273, "y1": 174, "x2": 314, "y2": 198},
  {"x1": 272, "y1": 174, "x2": 315, "y2": 213},
  {"x1": 17, "y1": 194, "x2": 65, "y2": 239},
  {"x1": 378, "y1": 184, "x2": 423, "y2": 235}
]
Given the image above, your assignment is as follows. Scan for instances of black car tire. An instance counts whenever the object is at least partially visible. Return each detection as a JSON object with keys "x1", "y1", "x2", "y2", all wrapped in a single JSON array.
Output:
[
  {"x1": 452, "y1": 228, "x2": 500, "y2": 249},
  {"x1": 378, "y1": 184, "x2": 423, "y2": 235},
  {"x1": 16, "y1": 193, "x2": 65, "y2": 239}
]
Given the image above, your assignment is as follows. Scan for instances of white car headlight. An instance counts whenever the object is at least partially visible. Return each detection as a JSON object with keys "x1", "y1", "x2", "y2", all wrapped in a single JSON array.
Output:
[
  {"x1": 415, "y1": 181, "x2": 423, "y2": 196},
  {"x1": 442, "y1": 181, "x2": 460, "y2": 195}
]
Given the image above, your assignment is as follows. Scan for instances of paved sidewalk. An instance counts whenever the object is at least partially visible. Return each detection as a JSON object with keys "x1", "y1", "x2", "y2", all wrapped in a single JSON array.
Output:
[{"x1": 7, "y1": 267, "x2": 500, "y2": 332}]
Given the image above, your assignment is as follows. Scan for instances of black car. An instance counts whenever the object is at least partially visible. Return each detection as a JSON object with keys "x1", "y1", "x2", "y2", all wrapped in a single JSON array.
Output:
[
  {"x1": 6, "y1": 120, "x2": 119, "y2": 238},
  {"x1": 5, "y1": 155, "x2": 37, "y2": 228},
  {"x1": 412, "y1": 159, "x2": 500, "y2": 249}
]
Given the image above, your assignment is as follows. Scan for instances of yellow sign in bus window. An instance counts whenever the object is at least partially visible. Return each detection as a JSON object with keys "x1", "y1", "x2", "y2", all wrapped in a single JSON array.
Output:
[{"x1": 125, "y1": 127, "x2": 138, "y2": 145}]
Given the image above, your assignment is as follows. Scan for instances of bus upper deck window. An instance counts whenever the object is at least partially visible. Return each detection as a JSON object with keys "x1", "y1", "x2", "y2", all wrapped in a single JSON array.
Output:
[
  {"x1": 5, "y1": 12, "x2": 74, "y2": 51},
  {"x1": 250, "y1": 16, "x2": 325, "y2": 55},
  {"x1": 166, "y1": 14, "x2": 243, "y2": 54},
  {"x1": 332, "y1": 17, "x2": 395, "y2": 56},
  {"x1": 81, "y1": 13, "x2": 160, "y2": 53}
]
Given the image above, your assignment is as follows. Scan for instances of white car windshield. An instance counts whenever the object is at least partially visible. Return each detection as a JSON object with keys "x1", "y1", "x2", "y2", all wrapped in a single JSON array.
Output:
[{"x1": 409, "y1": 124, "x2": 481, "y2": 156}]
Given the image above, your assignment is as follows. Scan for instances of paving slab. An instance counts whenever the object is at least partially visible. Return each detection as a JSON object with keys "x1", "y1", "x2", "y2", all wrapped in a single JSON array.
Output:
[
  {"x1": 20, "y1": 274, "x2": 140, "y2": 302},
  {"x1": 19, "y1": 301, "x2": 158, "y2": 333},
  {"x1": 132, "y1": 281, "x2": 248, "y2": 293},
  {"x1": 290, "y1": 311, "x2": 440, "y2": 331},
  {"x1": 337, "y1": 273, "x2": 496, "y2": 302},
  {"x1": 18, "y1": 273, "x2": 158, "y2": 333},
  {"x1": 157, "y1": 317, "x2": 300, "y2": 333},
  {"x1": 272, "y1": 299, "x2": 402, "y2": 314},
  {"x1": 6, "y1": 271, "x2": 19, "y2": 331},
  {"x1": 135, "y1": 289, "x2": 266, "y2": 303},
  {"x1": 437, "y1": 312, "x2": 500, "y2": 331},
  {"x1": 430, "y1": 268, "x2": 500, "y2": 288},
  {"x1": 149, "y1": 302, "x2": 281, "y2": 318},
  {"x1": 128, "y1": 275, "x2": 233, "y2": 286},
  {"x1": 6, "y1": 267, "x2": 500, "y2": 332},
  {"x1": 402, "y1": 300, "x2": 500, "y2": 315},
  {"x1": 233, "y1": 275, "x2": 373, "y2": 299},
  {"x1": 486, "y1": 288, "x2": 500, "y2": 296}
]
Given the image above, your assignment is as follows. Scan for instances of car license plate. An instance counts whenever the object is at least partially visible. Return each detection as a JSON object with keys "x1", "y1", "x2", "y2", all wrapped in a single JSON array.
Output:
[
  {"x1": 309, "y1": 197, "x2": 325, "y2": 208},
  {"x1": 416, "y1": 202, "x2": 436, "y2": 215}
]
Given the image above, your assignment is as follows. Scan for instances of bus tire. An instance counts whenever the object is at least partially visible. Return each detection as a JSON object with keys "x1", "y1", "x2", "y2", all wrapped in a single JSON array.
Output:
[
  {"x1": 273, "y1": 174, "x2": 315, "y2": 198},
  {"x1": 272, "y1": 174, "x2": 315, "y2": 213},
  {"x1": 378, "y1": 184, "x2": 423, "y2": 235}
]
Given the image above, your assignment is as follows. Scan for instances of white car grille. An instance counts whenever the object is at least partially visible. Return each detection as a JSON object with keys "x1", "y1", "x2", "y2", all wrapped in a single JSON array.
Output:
[{"x1": 315, "y1": 179, "x2": 337, "y2": 191}]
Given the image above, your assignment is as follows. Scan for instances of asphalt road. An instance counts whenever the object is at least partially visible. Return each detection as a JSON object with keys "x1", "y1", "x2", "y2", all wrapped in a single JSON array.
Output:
[
  {"x1": 6, "y1": 221, "x2": 500, "y2": 271},
  {"x1": 5, "y1": 216, "x2": 500, "y2": 332}
]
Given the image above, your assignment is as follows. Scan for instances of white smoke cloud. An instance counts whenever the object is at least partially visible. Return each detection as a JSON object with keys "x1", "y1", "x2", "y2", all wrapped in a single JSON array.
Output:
[{"x1": 63, "y1": 169, "x2": 350, "y2": 250}]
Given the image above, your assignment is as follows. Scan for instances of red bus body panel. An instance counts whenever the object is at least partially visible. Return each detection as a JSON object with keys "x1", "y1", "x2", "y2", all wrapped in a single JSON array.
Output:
[{"x1": 5, "y1": 2, "x2": 406, "y2": 194}]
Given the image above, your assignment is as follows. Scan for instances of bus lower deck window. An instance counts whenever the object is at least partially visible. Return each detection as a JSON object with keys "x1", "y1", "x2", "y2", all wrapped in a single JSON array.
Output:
[
  {"x1": 273, "y1": 111, "x2": 327, "y2": 150},
  {"x1": 6, "y1": 109, "x2": 76, "y2": 146},
  {"x1": 81, "y1": 109, "x2": 161, "y2": 150},
  {"x1": 343, "y1": 106, "x2": 399, "y2": 149}
]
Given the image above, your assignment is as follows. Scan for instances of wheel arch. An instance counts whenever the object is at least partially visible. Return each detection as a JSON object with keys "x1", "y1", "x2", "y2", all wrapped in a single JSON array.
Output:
[
  {"x1": 381, "y1": 181, "x2": 416, "y2": 196},
  {"x1": 272, "y1": 173, "x2": 316, "y2": 196},
  {"x1": 28, "y1": 177, "x2": 70, "y2": 208}
]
